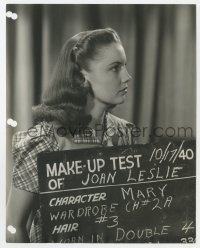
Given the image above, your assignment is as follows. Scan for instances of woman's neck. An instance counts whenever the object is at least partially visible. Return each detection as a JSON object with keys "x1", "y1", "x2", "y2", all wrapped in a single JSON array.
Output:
[{"x1": 85, "y1": 96, "x2": 107, "y2": 129}]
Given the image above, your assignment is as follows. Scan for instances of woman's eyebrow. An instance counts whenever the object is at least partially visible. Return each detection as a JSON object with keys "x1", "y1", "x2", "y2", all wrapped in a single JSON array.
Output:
[{"x1": 108, "y1": 60, "x2": 127, "y2": 66}]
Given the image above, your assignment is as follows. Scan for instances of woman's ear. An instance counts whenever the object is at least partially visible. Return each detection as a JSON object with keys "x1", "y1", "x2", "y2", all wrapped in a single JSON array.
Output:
[
  {"x1": 81, "y1": 68, "x2": 90, "y2": 82},
  {"x1": 79, "y1": 69, "x2": 90, "y2": 88}
]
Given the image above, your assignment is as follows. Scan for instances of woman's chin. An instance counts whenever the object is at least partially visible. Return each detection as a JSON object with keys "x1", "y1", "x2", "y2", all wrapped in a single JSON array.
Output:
[
  {"x1": 110, "y1": 98, "x2": 126, "y2": 106},
  {"x1": 98, "y1": 96, "x2": 126, "y2": 107},
  {"x1": 116, "y1": 95, "x2": 127, "y2": 105}
]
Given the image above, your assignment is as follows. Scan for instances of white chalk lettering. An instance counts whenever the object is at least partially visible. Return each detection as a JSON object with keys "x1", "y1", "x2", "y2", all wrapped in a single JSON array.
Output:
[
  {"x1": 115, "y1": 226, "x2": 170, "y2": 241},
  {"x1": 60, "y1": 236, "x2": 84, "y2": 243},
  {"x1": 110, "y1": 155, "x2": 141, "y2": 171},
  {"x1": 46, "y1": 161, "x2": 83, "y2": 177},
  {"x1": 87, "y1": 159, "x2": 105, "y2": 173},
  {"x1": 121, "y1": 186, "x2": 167, "y2": 201},
  {"x1": 82, "y1": 172, "x2": 116, "y2": 186},
  {"x1": 52, "y1": 223, "x2": 79, "y2": 234},
  {"x1": 158, "y1": 184, "x2": 167, "y2": 197},
  {"x1": 91, "y1": 233, "x2": 104, "y2": 243},
  {"x1": 171, "y1": 167, "x2": 183, "y2": 177},
  {"x1": 49, "y1": 192, "x2": 106, "y2": 206},
  {"x1": 48, "y1": 178, "x2": 64, "y2": 190},
  {"x1": 125, "y1": 201, "x2": 140, "y2": 212},
  {"x1": 126, "y1": 166, "x2": 183, "y2": 182}
]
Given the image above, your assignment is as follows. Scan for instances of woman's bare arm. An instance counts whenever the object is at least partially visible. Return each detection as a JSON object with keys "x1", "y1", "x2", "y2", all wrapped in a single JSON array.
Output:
[{"x1": 6, "y1": 186, "x2": 37, "y2": 242}]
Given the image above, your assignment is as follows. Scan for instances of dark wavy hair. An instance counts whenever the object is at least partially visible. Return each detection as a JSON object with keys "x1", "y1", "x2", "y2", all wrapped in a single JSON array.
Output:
[{"x1": 33, "y1": 28, "x2": 121, "y2": 127}]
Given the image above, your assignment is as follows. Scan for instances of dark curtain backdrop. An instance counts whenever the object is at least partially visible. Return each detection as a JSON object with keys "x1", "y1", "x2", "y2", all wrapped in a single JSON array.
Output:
[{"x1": 6, "y1": 4, "x2": 196, "y2": 196}]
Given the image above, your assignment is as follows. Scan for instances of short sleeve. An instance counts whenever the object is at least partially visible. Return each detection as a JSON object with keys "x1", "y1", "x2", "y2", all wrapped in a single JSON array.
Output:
[{"x1": 11, "y1": 122, "x2": 59, "y2": 193}]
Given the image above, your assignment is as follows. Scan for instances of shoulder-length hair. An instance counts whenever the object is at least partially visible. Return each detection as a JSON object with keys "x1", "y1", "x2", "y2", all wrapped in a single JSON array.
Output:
[{"x1": 33, "y1": 28, "x2": 121, "y2": 127}]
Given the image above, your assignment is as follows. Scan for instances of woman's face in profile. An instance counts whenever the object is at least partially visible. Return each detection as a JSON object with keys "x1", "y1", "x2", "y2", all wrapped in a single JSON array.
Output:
[{"x1": 82, "y1": 42, "x2": 132, "y2": 106}]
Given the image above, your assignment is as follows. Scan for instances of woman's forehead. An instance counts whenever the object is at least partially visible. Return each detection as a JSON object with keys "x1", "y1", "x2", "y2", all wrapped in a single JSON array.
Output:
[{"x1": 94, "y1": 43, "x2": 127, "y2": 64}]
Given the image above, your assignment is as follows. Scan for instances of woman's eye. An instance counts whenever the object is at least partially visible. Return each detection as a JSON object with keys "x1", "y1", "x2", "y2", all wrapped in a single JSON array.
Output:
[{"x1": 111, "y1": 65, "x2": 121, "y2": 72}]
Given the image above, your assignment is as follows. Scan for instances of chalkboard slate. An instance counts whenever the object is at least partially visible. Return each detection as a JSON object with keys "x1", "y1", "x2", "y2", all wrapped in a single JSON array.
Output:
[{"x1": 37, "y1": 140, "x2": 195, "y2": 243}]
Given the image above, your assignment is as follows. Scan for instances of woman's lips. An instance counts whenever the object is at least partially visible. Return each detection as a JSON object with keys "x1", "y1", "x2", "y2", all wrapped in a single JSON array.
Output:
[{"x1": 119, "y1": 87, "x2": 128, "y2": 94}]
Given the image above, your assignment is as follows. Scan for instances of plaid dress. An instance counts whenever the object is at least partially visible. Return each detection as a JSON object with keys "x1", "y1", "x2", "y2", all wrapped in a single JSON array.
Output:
[{"x1": 12, "y1": 112, "x2": 137, "y2": 242}]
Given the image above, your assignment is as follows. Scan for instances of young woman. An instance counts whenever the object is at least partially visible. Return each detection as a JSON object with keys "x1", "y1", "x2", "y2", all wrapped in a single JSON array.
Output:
[{"x1": 6, "y1": 28, "x2": 136, "y2": 242}]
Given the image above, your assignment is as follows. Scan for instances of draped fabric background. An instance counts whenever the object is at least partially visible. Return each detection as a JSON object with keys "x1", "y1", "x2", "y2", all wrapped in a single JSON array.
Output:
[{"x1": 6, "y1": 4, "x2": 196, "y2": 196}]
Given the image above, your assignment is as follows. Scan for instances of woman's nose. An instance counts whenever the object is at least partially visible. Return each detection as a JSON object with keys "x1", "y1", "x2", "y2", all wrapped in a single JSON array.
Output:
[{"x1": 122, "y1": 67, "x2": 132, "y2": 84}]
